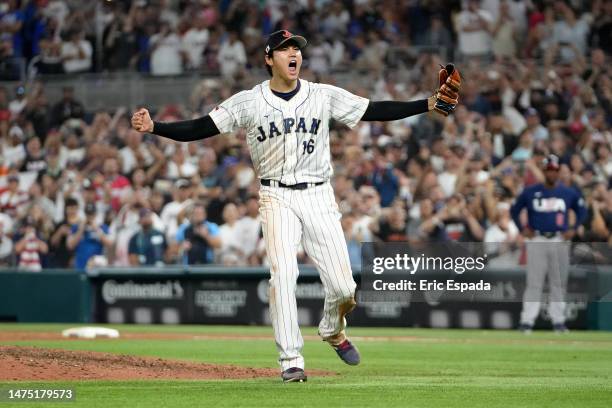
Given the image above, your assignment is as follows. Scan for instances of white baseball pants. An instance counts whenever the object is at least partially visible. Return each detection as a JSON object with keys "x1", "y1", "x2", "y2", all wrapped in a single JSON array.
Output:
[{"x1": 259, "y1": 182, "x2": 357, "y2": 371}]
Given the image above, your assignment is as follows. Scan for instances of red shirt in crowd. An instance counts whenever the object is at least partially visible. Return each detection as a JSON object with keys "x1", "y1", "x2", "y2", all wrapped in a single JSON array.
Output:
[{"x1": 108, "y1": 175, "x2": 131, "y2": 212}]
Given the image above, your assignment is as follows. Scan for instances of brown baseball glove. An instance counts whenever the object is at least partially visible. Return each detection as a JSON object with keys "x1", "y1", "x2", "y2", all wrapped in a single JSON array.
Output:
[{"x1": 434, "y1": 63, "x2": 461, "y2": 116}]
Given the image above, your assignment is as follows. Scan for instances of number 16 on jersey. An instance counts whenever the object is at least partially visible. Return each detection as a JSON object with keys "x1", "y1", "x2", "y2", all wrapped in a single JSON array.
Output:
[{"x1": 302, "y1": 138, "x2": 314, "y2": 154}]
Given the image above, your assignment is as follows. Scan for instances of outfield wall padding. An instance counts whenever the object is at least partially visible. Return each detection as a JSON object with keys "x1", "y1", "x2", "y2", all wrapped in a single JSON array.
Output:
[
  {"x1": 87, "y1": 265, "x2": 612, "y2": 330},
  {"x1": 0, "y1": 270, "x2": 91, "y2": 323},
  {"x1": 0, "y1": 267, "x2": 610, "y2": 329}
]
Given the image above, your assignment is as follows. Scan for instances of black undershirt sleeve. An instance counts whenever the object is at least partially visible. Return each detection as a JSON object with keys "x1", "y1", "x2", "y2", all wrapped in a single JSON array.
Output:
[
  {"x1": 152, "y1": 115, "x2": 220, "y2": 142},
  {"x1": 360, "y1": 100, "x2": 429, "y2": 122},
  {"x1": 151, "y1": 100, "x2": 427, "y2": 140}
]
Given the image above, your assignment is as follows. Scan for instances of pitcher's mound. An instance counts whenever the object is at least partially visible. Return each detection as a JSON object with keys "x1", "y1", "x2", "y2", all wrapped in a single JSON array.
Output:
[{"x1": 0, "y1": 346, "x2": 328, "y2": 381}]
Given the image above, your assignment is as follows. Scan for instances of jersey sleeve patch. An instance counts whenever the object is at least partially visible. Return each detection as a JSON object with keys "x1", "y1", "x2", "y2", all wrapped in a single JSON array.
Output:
[{"x1": 209, "y1": 90, "x2": 253, "y2": 133}]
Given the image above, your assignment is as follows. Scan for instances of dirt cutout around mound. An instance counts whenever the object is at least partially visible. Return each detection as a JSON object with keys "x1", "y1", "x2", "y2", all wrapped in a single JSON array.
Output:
[{"x1": 0, "y1": 346, "x2": 331, "y2": 381}]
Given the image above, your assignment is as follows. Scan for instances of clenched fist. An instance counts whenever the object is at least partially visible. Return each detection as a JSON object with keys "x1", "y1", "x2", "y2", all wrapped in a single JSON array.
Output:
[{"x1": 131, "y1": 108, "x2": 154, "y2": 133}]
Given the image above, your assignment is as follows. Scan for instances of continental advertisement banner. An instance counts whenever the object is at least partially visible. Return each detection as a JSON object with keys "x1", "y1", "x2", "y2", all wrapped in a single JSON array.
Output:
[{"x1": 88, "y1": 264, "x2": 606, "y2": 329}]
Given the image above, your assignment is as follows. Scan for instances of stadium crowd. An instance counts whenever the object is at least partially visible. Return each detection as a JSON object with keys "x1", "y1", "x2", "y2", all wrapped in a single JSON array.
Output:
[{"x1": 0, "y1": 0, "x2": 611, "y2": 271}]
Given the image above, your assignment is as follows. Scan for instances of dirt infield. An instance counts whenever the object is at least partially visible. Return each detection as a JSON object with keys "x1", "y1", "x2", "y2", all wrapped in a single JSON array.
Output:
[{"x1": 0, "y1": 345, "x2": 292, "y2": 381}]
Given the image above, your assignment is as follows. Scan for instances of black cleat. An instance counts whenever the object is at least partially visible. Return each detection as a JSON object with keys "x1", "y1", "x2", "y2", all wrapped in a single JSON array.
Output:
[
  {"x1": 332, "y1": 339, "x2": 361, "y2": 366},
  {"x1": 281, "y1": 367, "x2": 307, "y2": 383},
  {"x1": 519, "y1": 323, "x2": 533, "y2": 334}
]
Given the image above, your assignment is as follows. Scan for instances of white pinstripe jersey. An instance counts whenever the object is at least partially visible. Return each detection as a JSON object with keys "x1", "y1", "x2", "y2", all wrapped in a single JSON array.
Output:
[{"x1": 208, "y1": 79, "x2": 369, "y2": 184}]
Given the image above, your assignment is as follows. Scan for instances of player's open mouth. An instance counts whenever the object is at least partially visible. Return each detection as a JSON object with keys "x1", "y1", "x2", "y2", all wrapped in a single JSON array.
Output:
[{"x1": 289, "y1": 60, "x2": 297, "y2": 74}]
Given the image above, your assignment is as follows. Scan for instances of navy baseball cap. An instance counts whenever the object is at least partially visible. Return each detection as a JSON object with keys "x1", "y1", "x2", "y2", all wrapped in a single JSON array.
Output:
[
  {"x1": 542, "y1": 154, "x2": 560, "y2": 171},
  {"x1": 265, "y1": 30, "x2": 307, "y2": 56}
]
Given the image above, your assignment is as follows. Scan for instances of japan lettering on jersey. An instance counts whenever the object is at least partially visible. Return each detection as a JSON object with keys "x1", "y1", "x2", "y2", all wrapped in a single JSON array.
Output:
[{"x1": 208, "y1": 79, "x2": 369, "y2": 184}]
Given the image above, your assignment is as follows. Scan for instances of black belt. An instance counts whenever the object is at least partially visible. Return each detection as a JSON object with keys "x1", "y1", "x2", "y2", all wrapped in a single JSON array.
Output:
[
  {"x1": 536, "y1": 231, "x2": 560, "y2": 239},
  {"x1": 261, "y1": 179, "x2": 324, "y2": 190}
]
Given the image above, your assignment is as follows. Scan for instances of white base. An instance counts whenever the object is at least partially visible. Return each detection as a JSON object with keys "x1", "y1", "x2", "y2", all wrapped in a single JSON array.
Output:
[{"x1": 61, "y1": 327, "x2": 120, "y2": 339}]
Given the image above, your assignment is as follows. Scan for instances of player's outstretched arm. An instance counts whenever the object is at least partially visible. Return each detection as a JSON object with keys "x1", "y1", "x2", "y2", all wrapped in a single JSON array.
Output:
[
  {"x1": 360, "y1": 98, "x2": 434, "y2": 122},
  {"x1": 360, "y1": 64, "x2": 460, "y2": 122},
  {"x1": 131, "y1": 108, "x2": 220, "y2": 142}
]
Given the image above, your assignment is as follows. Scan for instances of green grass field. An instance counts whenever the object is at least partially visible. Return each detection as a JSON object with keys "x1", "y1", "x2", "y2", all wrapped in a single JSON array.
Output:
[{"x1": 1, "y1": 324, "x2": 611, "y2": 407}]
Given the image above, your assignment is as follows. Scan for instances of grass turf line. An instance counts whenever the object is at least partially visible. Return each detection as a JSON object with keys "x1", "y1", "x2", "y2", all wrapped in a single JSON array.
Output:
[{"x1": 0, "y1": 324, "x2": 611, "y2": 408}]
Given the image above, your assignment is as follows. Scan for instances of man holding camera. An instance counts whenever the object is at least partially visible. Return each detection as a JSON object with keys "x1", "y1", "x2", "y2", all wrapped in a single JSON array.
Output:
[{"x1": 67, "y1": 203, "x2": 113, "y2": 270}]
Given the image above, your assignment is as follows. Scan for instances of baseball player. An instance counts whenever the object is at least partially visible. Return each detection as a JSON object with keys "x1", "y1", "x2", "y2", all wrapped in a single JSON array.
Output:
[
  {"x1": 132, "y1": 30, "x2": 460, "y2": 382},
  {"x1": 510, "y1": 155, "x2": 587, "y2": 333}
]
